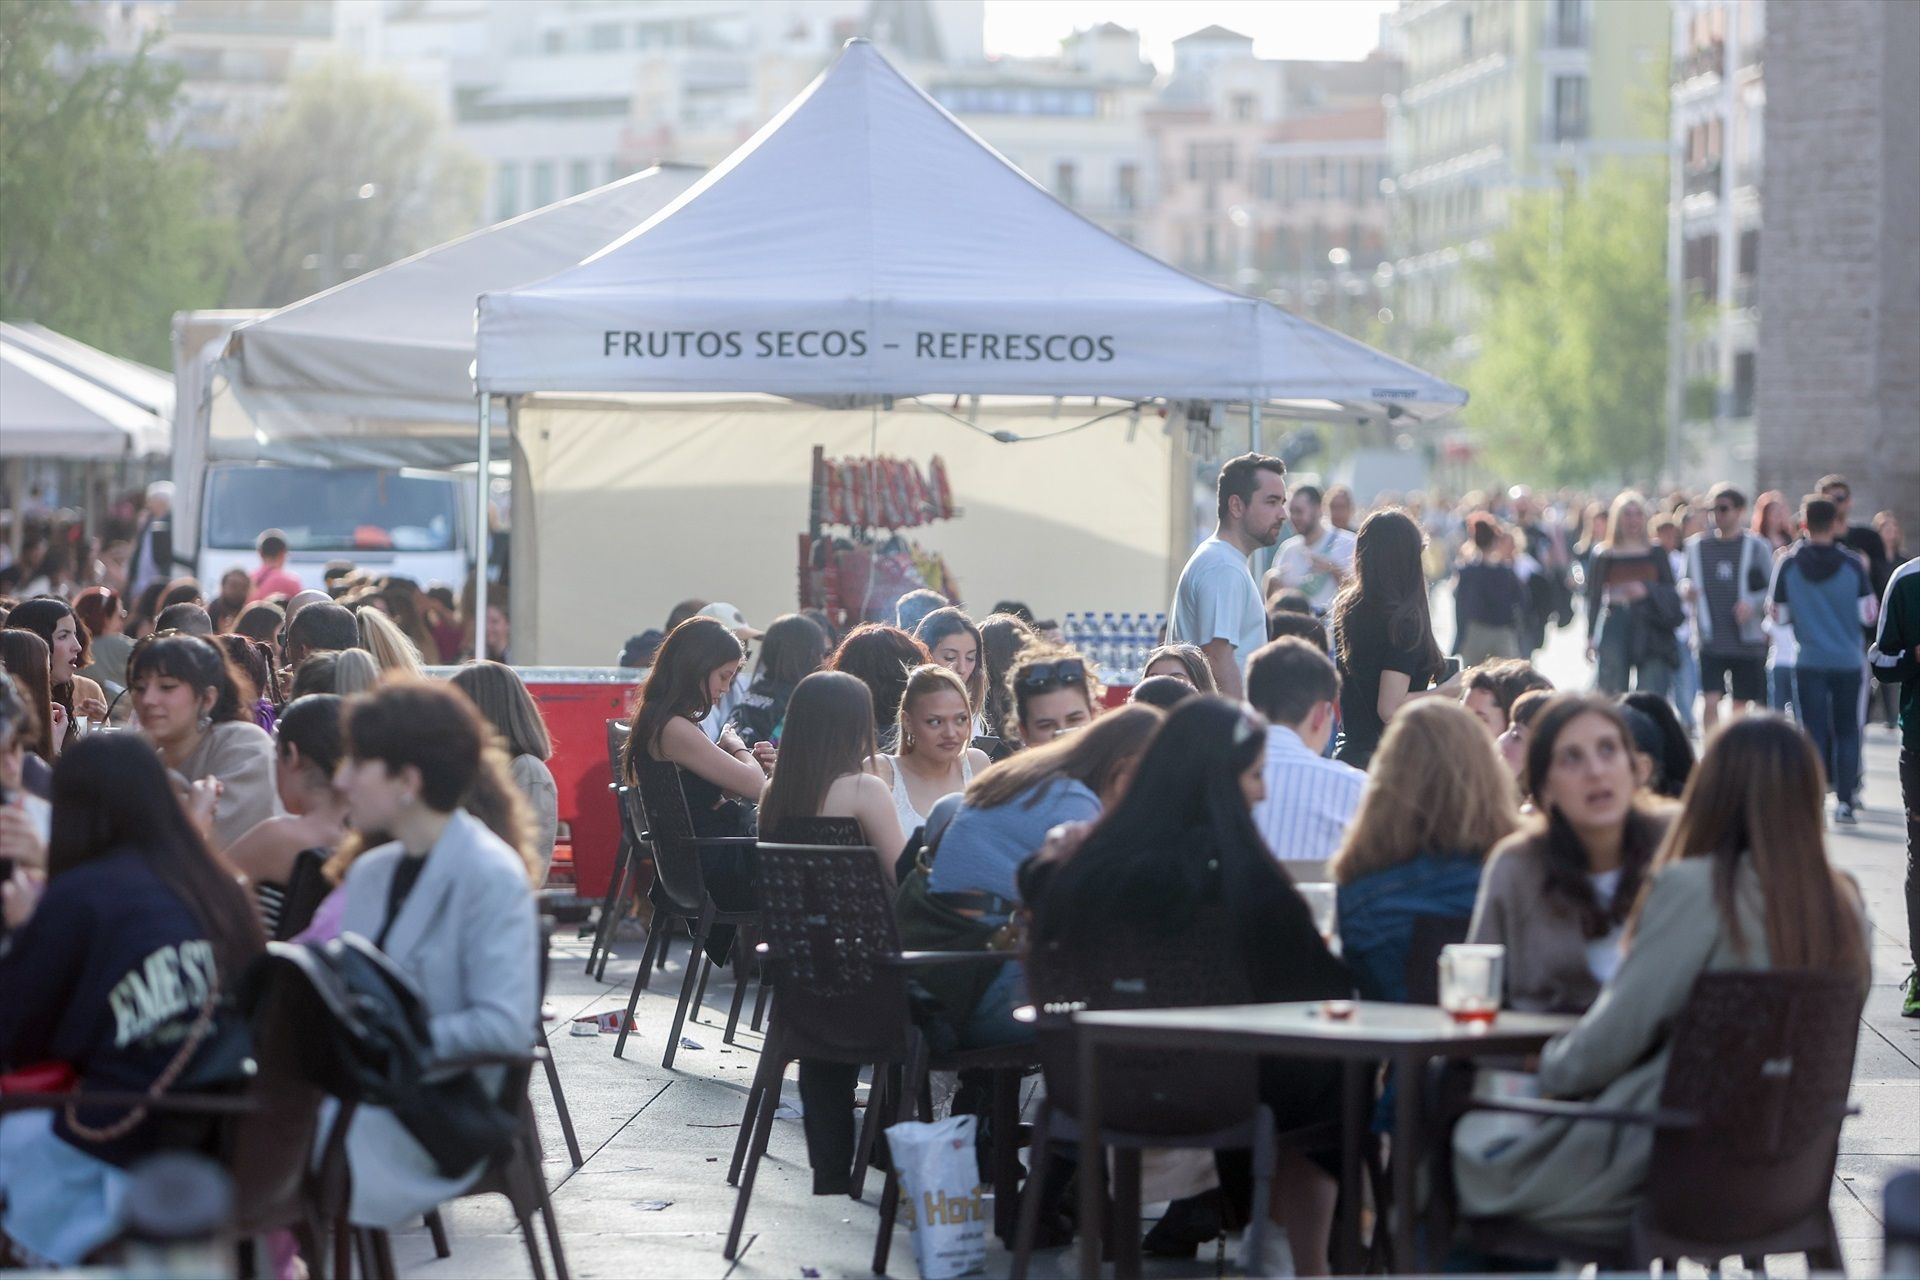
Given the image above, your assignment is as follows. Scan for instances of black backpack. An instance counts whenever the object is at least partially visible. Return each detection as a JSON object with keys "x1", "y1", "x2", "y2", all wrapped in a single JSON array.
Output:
[{"x1": 246, "y1": 936, "x2": 516, "y2": 1178}]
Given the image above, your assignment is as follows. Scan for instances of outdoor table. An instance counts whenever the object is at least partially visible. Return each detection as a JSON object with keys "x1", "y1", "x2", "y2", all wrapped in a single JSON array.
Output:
[{"x1": 1070, "y1": 1000, "x2": 1579, "y2": 1277}]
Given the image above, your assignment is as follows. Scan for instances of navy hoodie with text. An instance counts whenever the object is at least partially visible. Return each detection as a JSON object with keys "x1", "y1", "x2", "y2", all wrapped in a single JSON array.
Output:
[{"x1": 0, "y1": 848, "x2": 226, "y2": 1165}]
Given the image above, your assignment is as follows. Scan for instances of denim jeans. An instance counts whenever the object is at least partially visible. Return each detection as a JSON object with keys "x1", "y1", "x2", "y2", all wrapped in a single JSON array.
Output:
[
  {"x1": 1770, "y1": 664, "x2": 1795, "y2": 715},
  {"x1": 1672, "y1": 643, "x2": 1700, "y2": 730},
  {"x1": 1595, "y1": 606, "x2": 1674, "y2": 699},
  {"x1": 1794, "y1": 667, "x2": 1863, "y2": 805}
]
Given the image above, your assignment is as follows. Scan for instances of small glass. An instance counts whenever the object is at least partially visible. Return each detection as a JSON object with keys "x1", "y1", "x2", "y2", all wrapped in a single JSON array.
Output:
[
  {"x1": 1297, "y1": 882, "x2": 1337, "y2": 942},
  {"x1": 1438, "y1": 943, "x2": 1505, "y2": 1026}
]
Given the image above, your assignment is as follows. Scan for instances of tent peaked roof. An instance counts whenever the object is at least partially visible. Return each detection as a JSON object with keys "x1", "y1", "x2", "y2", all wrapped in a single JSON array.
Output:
[{"x1": 475, "y1": 40, "x2": 1465, "y2": 420}]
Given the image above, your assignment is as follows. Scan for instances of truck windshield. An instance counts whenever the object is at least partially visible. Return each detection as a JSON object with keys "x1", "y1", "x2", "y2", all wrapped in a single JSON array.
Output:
[{"x1": 205, "y1": 467, "x2": 459, "y2": 552}]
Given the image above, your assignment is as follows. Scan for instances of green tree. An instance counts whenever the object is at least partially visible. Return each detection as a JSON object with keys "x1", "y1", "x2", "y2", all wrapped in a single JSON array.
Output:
[
  {"x1": 219, "y1": 59, "x2": 484, "y2": 307},
  {"x1": 0, "y1": 1, "x2": 227, "y2": 366},
  {"x1": 1463, "y1": 163, "x2": 1669, "y2": 485}
]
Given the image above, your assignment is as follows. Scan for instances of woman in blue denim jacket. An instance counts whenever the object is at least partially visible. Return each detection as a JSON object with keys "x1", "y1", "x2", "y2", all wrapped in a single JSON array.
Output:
[{"x1": 1333, "y1": 700, "x2": 1519, "y2": 1002}]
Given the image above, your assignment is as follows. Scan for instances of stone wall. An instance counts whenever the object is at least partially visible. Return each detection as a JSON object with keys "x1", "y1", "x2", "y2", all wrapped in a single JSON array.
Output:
[{"x1": 1756, "y1": 0, "x2": 1920, "y2": 520}]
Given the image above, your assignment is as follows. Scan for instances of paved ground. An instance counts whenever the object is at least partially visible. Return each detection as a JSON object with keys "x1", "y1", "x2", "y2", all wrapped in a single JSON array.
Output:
[{"x1": 389, "y1": 611, "x2": 1918, "y2": 1277}]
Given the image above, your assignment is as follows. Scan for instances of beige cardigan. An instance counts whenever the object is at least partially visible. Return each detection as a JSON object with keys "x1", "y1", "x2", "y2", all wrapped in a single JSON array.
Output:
[
  {"x1": 1467, "y1": 811, "x2": 1674, "y2": 1014},
  {"x1": 171, "y1": 720, "x2": 282, "y2": 851}
]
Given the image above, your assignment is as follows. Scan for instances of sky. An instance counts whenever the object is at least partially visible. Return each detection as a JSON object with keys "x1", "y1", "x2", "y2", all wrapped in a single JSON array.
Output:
[{"x1": 982, "y1": 1, "x2": 1398, "y2": 70}]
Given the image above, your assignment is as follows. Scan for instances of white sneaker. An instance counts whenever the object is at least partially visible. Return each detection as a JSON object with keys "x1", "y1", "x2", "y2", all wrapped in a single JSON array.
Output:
[{"x1": 1235, "y1": 1219, "x2": 1296, "y2": 1277}]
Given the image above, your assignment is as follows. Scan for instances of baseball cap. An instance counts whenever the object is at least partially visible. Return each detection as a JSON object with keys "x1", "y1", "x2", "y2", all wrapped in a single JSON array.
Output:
[{"x1": 697, "y1": 602, "x2": 763, "y2": 639}]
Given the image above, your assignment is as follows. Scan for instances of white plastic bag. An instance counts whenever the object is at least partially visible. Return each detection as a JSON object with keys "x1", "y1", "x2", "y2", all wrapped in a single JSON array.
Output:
[{"x1": 885, "y1": 1114, "x2": 989, "y2": 1279}]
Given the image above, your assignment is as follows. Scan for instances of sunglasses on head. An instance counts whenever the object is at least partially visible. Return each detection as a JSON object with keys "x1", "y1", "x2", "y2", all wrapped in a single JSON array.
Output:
[{"x1": 1016, "y1": 658, "x2": 1086, "y2": 691}]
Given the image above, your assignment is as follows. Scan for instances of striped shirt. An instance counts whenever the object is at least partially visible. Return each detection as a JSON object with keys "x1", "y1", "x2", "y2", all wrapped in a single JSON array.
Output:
[{"x1": 1253, "y1": 724, "x2": 1368, "y2": 864}]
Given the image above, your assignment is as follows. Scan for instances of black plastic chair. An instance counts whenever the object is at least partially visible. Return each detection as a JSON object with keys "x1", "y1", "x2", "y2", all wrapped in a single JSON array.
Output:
[
  {"x1": 724, "y1": 843, "x2": 1009, "y2": 1268},
  {"x1": 586, "y1": 719, "x2": 641, "y2": 981},
  {"x1": 1403, "y1": 913, "x2": 1472, "y2": 1006},
  {"x1": 615, "y1": 756, "x2": 760, "y2": 1068},
  {"x1": 1451, "y1": 969, "x2": 1862, "y2": 1273},
  {"x1": 1007, "y1": 916, "x2": 1286, "y2": 1280}
]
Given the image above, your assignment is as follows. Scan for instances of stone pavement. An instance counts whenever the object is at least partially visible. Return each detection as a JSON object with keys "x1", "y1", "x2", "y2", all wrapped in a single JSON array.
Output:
[{"x1": 378, "y1": 724, "x2": 1916, "y2": 1279}]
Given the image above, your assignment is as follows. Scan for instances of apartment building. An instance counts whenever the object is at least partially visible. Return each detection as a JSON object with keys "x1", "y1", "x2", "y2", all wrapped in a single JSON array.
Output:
[
  {"x1": 1665, "y1": 0, "x2": 1763, "y2": 486},
  {"x1": 1383, "y1": 0, "x2": 1667, "y2": 350}
]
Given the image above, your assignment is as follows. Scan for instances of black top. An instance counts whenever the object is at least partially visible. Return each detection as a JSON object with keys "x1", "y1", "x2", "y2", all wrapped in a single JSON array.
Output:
[
  {"x1": 1336, "y1": 599, "x2": 1437, "y2": 768},
  {"x1": 0, "y1": 849, "x2": 235, "y2": 1165},
  {"x1": 680, "y1": 765, "x2": 755, "y2": 838},
  {"x1": 377, "y1": 853, "x2": 430, "y2": 949},
  {"x1": 1455, "y1": 560, "x2": 1525, "y2": 630}
]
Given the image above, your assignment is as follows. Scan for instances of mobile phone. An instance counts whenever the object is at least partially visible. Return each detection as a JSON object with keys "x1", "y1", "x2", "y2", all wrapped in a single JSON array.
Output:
[{"x1": 1442, "y1": 654, "x2": 1464, "y2": 682}]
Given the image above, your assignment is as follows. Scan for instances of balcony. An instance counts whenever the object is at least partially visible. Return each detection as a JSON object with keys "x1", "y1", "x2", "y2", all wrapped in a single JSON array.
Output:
[
  {"x1": 1673, "y1": 42, "x2": 1725, "y2": 83},
  {"x1": 1684, "y1": 161, "x2": 1723, "y2": 199},
  {"x1": 1730, "y1": 275, "x2": 1757, "y2": 310}
]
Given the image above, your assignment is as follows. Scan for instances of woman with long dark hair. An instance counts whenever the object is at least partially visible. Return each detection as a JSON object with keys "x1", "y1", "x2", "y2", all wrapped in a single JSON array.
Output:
[
  {"x1": 756, "y1": 670, "x2": 903, "y2": 866},
  {"x1": 754, "y1": 671, "x2": 907, "y2": 1196},
  {"x1": 977, "y1": 613, "x2": 1035, "y2": 745},
  {"x1": 129, "y1": 635, "x2": 280, "y2": 851},
  {"x1": 1331, "y1": 508, "x2": 1452, "y2": 767},
  {"x1": 224, "y1": 693, "x2": 351, "y2": 934},
  {"x1": 327, "y1": 680, "x2": 539, "y2": 1228},
  {"x1": 0, "y1": 630, "x2": 60, "y2": 763},
  {"x1": 728, "y1": 612, "x2": 830, "y2": 748},
  {"x1": 1027, "y1": 697, "x2": 1352, "y2": 1272},
  {"x1": 0, "y1": 735, "x2": 264, "y2": 1263},
  {"x1": 450, "y1": 661, "x2": 559, "y2": 884},
  {"x1": 1455, "y1": 715, "x2": 1868, "y2": 1244},
  {"x1": 828, "y1": 624, "x2": 928, "y2": 752},
  {"x1": 1469, "y1": 694, "x2": 1673, "y2": 1013},
  {"x1": 913, "y1": 607, "x2": 986, "y2": 718},
  {"x1": 6, "y1": 598, "x2": 109, "y2": 749},
  {"x1": 621, "y1": 616, "x2": 769, "y2": 835}
]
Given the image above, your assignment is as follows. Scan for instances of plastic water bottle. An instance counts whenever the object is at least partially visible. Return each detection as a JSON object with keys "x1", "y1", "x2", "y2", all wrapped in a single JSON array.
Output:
[{"x1": 1062, "y1": 612, "x2": 1080, "y2": 650}]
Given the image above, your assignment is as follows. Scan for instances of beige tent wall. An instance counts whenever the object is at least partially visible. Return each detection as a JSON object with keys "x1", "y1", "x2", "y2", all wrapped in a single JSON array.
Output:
[{"x1": 510, "y1": 396, "x2": 1176, "y2": 666}]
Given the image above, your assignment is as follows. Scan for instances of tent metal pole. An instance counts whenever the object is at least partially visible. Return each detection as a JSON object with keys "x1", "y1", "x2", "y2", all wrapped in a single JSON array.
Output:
[
  {"x1": 1249, "y1": 400, "x2": 1262, "y2": 453},
  {"x1": 473, "y1": 393, "x2": 491, "y2": 659}
]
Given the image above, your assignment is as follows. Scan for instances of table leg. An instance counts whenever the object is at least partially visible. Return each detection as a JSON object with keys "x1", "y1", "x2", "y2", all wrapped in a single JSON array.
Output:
[
  {"x1": 1335, "y1": 1059, "x2": 1366, "y2": 1275},
  {"x1": 992, "y1": 1069, "x2": 1020, "y2": 1242},
  {"x1": 1076, "y1": 1038, "x2": 1103, "y2": 1280},
  {"x1": 1391, "y1": 1050, "x2": 1422, "y2": 1274}
]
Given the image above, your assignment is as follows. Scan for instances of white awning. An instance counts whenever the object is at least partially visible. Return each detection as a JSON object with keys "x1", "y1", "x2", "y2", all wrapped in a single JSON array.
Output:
[{"x1": 0, "y1": 332, "x2": 169, "y2": 459}]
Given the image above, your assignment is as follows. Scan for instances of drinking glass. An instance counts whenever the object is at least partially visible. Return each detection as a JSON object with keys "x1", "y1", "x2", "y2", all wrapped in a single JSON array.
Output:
[
  {"x1": 1296, "y1": 882, "x2": 1337, "y2": 943},
  {"x1": 1438, "y1": 943, "x2": 1504, "y2": 1025}
]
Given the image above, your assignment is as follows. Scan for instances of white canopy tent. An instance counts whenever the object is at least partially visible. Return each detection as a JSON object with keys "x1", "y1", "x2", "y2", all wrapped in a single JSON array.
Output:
[
  {"x1": 471, "y1": 40, "x2": 1464, "y2": 654},
  {"x1": 0, "y1": 328, "x2": 169, "y2": 459}
]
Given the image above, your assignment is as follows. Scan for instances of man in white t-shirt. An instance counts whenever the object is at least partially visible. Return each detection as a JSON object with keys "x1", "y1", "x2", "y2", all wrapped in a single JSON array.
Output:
[
  {"x1": 1263, "y1": 484, "x2": 1356, "y2": 614},
  {"x1": 1169, "y1": 453, "x2": 1289, "y2": 698}
]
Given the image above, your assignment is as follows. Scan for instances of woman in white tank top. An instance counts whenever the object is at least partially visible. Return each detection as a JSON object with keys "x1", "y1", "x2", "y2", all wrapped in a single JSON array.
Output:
[{"x1": 869, "y1": 665, "x2": 989, "y2": 831}]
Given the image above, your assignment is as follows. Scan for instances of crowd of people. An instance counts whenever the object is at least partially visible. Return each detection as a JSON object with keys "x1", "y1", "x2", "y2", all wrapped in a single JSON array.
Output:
[{"x1": 0, "y1": 450, "x2": 1913, "y2": 1273}]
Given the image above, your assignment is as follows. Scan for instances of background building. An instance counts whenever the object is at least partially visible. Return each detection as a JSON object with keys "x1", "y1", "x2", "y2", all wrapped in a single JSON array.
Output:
[
  {"x1": 1383, "y1": 0, "x2": 1668, "y2": 357},
  {"x1": 1664, "y1": 0, "x2": 1764, "y2": 489},
  {"x1": 1754, "y1": 0, "x2": 1920, "y2": 515}
]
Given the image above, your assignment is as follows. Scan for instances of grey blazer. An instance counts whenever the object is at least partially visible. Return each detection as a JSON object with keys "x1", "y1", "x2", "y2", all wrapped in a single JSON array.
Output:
[{"x1": 330, "y1": 809, "x2": 539, "y2": 1226}]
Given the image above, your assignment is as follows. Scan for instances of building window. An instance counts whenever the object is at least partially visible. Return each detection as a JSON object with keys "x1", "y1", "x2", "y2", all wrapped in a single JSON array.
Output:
[
  {"x1": 1117, "y1": 163, "x2": 1138, "y2": 210},
  {"x1": 1461, "y1": 9, "x2": 1474, "y2": 59},
  {"x1": 1551, "y1": 74, "x2": 1588, "y2": 143},
  {"x1": 1551, "y1": 0, "x2": 1586, "y2": 48},
  {"x1": 1731, "y1": 351, "x2": 1756, "y2": 418},
  {"x1": 1232, "y1": 93, "x2": 1256, "y2": 122},
  {"x1": 588, "y1": 22, "x2": 621, "y2": 51},
  {"x1": 530, "y1": 161, "x2": 555, "y2": 208},
  {"x1": 1054, "y1": 160, "x2": 1077, "y2": 205},
  {"x1": 569, "y1": 159, "x2": 592, "y2": 194},
  {"x1": 1203, "y1": 225, "x2": 1218, "y2": 269},
  {"x1": 1187, "y1": 141, "x2": 1235, "y2": 182},
  {"x1": 1737, "y1": 228, "x2": 1759, "y2": 276},
  {"x1": 493, "y1": 161, "x2": 519, "y2": 221}
]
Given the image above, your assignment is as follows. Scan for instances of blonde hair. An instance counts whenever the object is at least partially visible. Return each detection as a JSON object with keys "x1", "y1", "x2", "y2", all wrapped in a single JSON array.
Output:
[
  {"x1": 895, "y1": 663, "x2": 973, "y2": 758},
  {"x1": 331, "y1": 647, "x2": 380, "y2": 695},
  {"x1": 1331, "y1": 699, "x2": 1519, "y2": 885},
  {"x1": 357, "y1": 606, "x2": 425, "y2": 678},
  {"x1": 1602, "y1": 489, "x2": 1648, "y2": 550}
]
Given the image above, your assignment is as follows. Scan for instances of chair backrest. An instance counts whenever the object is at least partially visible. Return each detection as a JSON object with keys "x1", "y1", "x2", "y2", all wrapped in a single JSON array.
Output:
[
  {"x1": 222, "y1": 954, "x2": 328, "y2": 1232},
  {"x1": 753, "y1": 843, "x2": 916, "y2": 1065},
  {"x1": 630, "y1": 755, "x2": 707, "y2": 912},
  {"x1": 271, "y1": 848, "x2": 332, "y2": 943},
  {"x1": 1643, "y1": 969, "x2": 1863, "y2": 1245},
  {"x1": 766, "y1": 816, "x2": 867, "y2": 847},
  {"x1": 1403, "y1": 913, "x2": 1473, "y2": 1006},
  {"x1": 607, "y1": 720, "x2": 642, "y2": 848},
  {"x1": 1026, "y1": 911, "x2": 1261, "y2": 1139}
]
